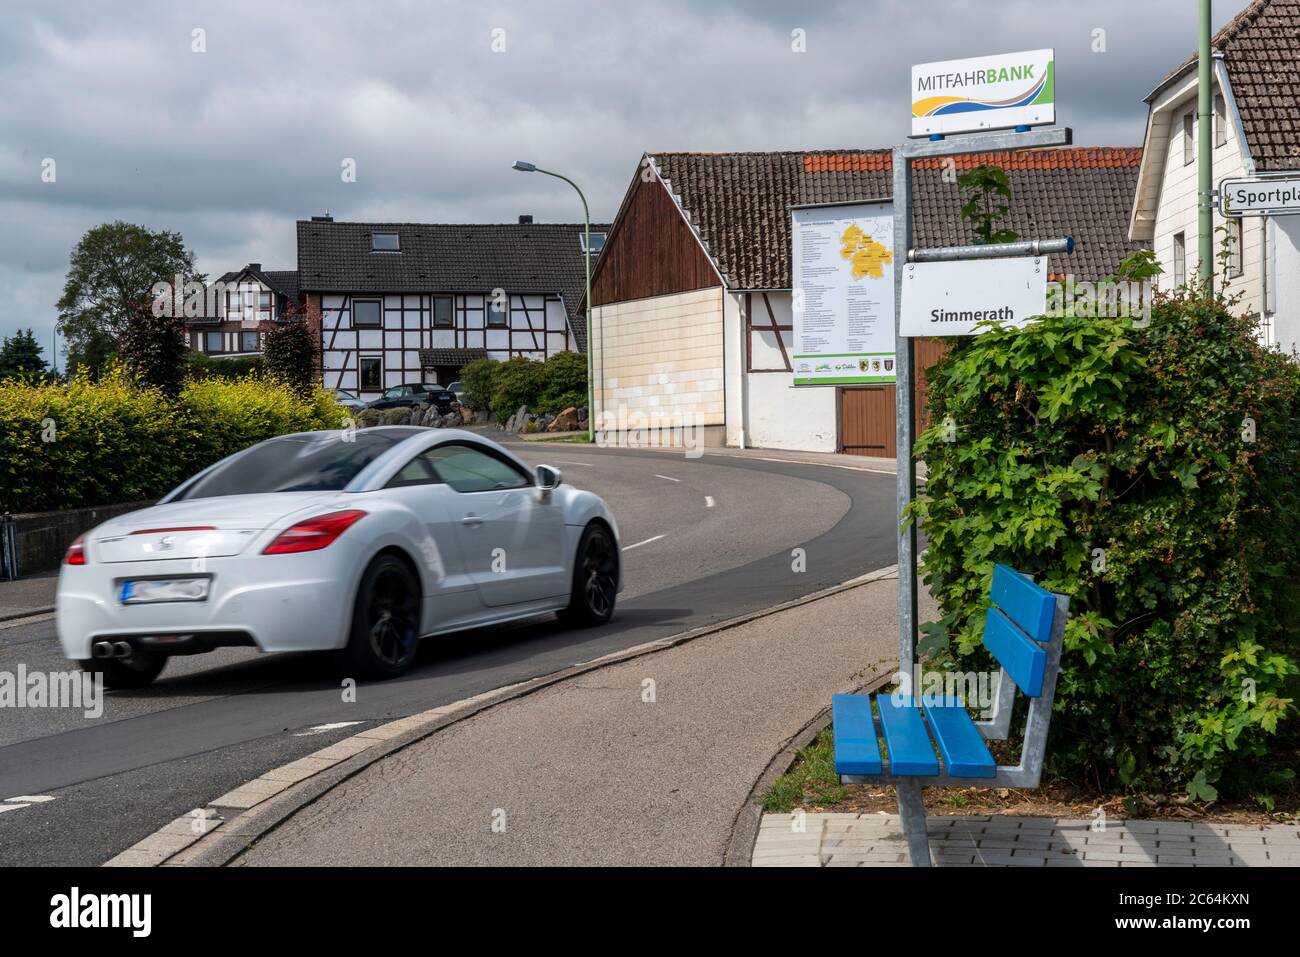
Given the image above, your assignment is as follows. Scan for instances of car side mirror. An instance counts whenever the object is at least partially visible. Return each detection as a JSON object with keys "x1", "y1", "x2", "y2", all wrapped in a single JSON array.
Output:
[{"x1": 536, "y1": 465, "x2": 563, "y2": 491}]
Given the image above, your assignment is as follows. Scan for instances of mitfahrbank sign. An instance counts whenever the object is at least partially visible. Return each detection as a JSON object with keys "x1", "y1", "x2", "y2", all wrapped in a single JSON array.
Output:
[{"x1": 911, "y1": 49, "x2": 1055, "y2": 136}]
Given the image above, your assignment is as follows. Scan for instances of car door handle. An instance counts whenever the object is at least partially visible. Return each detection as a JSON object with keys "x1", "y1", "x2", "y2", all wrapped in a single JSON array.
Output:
[{"x1": 461, "y1": 515, "x2": 484, "y2": 527}]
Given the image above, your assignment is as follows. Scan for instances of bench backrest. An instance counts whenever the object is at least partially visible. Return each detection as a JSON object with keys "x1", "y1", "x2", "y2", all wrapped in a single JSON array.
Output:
[{"x1": 982, "y1": 564, "x2": 1057, "y2": 696}]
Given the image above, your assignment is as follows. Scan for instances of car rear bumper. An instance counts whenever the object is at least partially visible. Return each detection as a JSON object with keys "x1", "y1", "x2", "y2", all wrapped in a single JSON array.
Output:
[{"x1": 57, "y1": 552, "x2": 355, "y2": 659}]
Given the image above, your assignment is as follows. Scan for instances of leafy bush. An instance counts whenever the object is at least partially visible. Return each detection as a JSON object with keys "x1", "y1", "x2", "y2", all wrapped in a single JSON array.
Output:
[
  {"x1": 0, "y1": 367, "x2": 348, "y2": 513},
  {"x1": 263, "y1": 310, "x2": 319, "y2": 394},
  {"x1": 487, "y1": 356, "x2": 546, "y2": 422},
  {"x1": 914, "y1": 274, "x2": 1300, "y2": 799},
  {"x1": 463, "y1": 352, "x2": 587, "y2": 420},
  {"x1": 459, "y1": 357, "x2": 496, "y2": 410},
  {"x1": 537, "y1": 350, "x2": 587, "y2": 413},
  {"x1": 186, "y1": 351, "x2": 261, "y2": 380},
  {"x1": 117, "y1": 302, "x2": 189, "y2": 397}
]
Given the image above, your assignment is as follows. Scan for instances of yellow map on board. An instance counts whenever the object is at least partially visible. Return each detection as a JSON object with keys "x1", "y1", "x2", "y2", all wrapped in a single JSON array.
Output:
[{"x1": 839, "y1": 224, "x2": 893, "y2": 279}]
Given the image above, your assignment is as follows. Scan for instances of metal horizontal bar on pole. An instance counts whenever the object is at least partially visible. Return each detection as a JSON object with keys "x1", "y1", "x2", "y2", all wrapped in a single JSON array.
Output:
[
  {"x1": 907, "y1": 237, "x2": 1074, "y2": 263},
  {"x1": 899, "y1": 126, "x2": 1072, "y2": 159}
]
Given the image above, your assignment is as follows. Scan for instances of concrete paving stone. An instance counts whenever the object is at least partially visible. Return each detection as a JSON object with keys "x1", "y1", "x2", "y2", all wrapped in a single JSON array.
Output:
[
  {"x1": 311, "y1": 737, "x2": 376, "y2": 761},
  {"x1": 1118, "y1": 861, "x2": 1157, "y2": 867},
  {"x1": 1156, "y1": 852, "x2": 1199, "y2": 863},
  {"x1": 261, "y1": 755, "x2": 337, "y2": 785},
  {"x1": 102, "y1": 850, "x2": 161, "y2": 868},
  {"x1": 1081, "y1": 850, "x2": 1152, "y2": 862},
  {"x1": 753, "y1": 859, "x2": 822, "y2": 867}
]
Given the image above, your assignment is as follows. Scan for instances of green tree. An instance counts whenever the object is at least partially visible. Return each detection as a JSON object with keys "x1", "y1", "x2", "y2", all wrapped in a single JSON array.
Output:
[
  {"x1": 56, "y1": 221, "x2": 203, "y2": 375},
  {"x1": 117, "y1": 301, "x2": 189, "y2": 397},
  {"x1": 0, "y1": 328, "x2": 48, "y2": 378},
  {"x1": 262, "y1": 305, "x2": 319, "y2": 394}
]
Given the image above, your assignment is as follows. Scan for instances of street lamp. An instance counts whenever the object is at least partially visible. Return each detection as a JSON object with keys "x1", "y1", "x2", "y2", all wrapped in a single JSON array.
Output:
[{"x1": 512, "y1": 160, "x2": 595, "y2": 441}]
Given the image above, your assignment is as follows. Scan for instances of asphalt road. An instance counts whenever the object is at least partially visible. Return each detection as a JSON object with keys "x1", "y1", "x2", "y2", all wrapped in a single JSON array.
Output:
[{"x1": 0, "y1": 442, "x2": 896, "y2": 866}]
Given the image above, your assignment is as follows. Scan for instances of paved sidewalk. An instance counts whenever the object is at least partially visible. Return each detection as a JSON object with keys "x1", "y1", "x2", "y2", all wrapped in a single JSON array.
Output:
[
  {"x1": 233, "y1": 571, "x2": 931, "y2": 866},
  {"x1": 754, "y1": 813, "x2": 1300, "y2": 867},
  {"x1": 0, "y1": 570, "x2": 57, "y2": 621}
]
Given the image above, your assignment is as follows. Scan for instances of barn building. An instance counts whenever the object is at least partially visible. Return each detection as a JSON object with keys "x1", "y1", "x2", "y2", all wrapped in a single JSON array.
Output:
[{"x1": 587, "y1": 147, "x2": 1143, "y2": 455}]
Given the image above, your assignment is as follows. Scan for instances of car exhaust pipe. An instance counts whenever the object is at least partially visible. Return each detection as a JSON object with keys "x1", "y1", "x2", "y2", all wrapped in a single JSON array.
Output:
[
  {"x1": 92, "y1": 641, "x2": 114, "y2": 659},
  {"x1": 111, "y1": 641, "x2": 133, "y2": 658}
]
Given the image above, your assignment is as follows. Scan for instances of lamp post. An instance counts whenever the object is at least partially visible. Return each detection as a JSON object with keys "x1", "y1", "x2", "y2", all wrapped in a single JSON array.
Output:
[{"x1": 512, "y1": 160, "x2": 595, "y2": 441}]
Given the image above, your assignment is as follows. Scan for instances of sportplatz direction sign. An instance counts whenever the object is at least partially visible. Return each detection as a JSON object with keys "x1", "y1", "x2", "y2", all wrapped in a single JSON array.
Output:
[
  {"x1": 911, "y1": 49, "x2": 1055, "y2": 137},
  {"x1": 899, "y1": 256, "x2": 1048, "y2": 337},
  {"x1": 1220, "y1": 174, "x2": 1300, "y2": 217}
]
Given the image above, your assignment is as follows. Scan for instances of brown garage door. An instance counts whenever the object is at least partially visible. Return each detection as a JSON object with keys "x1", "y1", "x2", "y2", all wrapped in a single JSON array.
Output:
[
  {"x1": 838, "y1": 339, "x2": 952, "y2": 457},
  {"x1": 840, "y1": 385, "x2": 896, "y2": 458}
]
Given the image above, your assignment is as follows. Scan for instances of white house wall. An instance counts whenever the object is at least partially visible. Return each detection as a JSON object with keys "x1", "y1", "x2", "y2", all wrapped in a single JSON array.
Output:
[
  {"x1": 728, "y1": 291, "x2": 838, "y2": 453},
  {"x1": 1271, "y1": 217, "x2": 1300, "y2": 357},
  {"x1": 320, "y1": 292, "x2": 575, "y2": 396},
  {"x1": 1148, "y1": 77, "x2": 1266, "y2": 323}
]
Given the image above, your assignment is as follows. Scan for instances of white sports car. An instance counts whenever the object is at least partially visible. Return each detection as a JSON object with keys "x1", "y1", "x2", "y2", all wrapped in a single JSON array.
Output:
[{"x1": 57, "y1": 427, "x2": 621, "y2": 688}]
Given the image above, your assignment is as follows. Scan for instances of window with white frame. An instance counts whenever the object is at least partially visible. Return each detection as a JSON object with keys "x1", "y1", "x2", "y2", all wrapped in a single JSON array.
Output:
[
  {"x1": 1173, "y1": 231, "x2": 1187, "y2": 287},
  {"x1": 486, "y1": 296, "x2": 508, "y2": 327},
  {"x1": 352, "y1": 298, "x2": 382, "y2": 327},
  {"x1": 240, "y1": 330, "x2": 260, "y2": 352},
  {"x1": 371, "y1": 232, "x2": 400, "y2": 252},
  {"x1": 359, "y1": 355, "x2": 383, "y2": 390},
  {"x1": 1183, "y1": 112, "x2": 1195, "y2": 166},
  {"x1": 1215, "y1": 95, "x2": 1227, "y2": 148},
  {"x1": 433, "y1": 296, "x2": 453, "y2": 327},
  {"x1": 205, "y1": 331, "x2": 224, "y2": 353}
]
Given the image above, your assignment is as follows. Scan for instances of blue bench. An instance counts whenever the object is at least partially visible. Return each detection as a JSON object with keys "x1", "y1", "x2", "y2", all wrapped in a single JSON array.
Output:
[{"x1": 831, "y1": 564, "x2": 1069, "y2": 866}]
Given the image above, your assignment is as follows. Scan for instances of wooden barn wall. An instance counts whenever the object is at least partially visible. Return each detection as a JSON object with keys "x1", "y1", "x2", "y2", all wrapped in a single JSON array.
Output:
[{"x1": 591, "y1": 176, "x2": 720, "y2": 307}]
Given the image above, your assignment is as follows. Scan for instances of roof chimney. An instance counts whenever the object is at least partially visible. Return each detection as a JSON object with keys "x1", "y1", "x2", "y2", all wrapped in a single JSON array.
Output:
[
  {"x1": 248, "y1": 263, "x2": 261, "y2": 271},
  {"x1": 311, "y1": 214, "x2": 333, "y2": 223},
  {"x1": 518, "y1": 214, "x2": 533, "y2": 224}
]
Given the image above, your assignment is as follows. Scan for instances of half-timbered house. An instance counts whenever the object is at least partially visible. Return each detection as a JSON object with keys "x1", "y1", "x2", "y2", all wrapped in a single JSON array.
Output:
[
  {"x1": 297, "y1": 216, "x2": 603, "y2": 398},
  {"x1": 588, "y1": 148, "x2": 1143, "y2": 454},
  {"x1": 185, "y1": 263, "x2": 300, "y2": 356}
]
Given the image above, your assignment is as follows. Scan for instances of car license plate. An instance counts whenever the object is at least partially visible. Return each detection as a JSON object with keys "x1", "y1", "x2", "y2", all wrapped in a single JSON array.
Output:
[{"x1": 120, "y1": 578, "x2": 209, "y2": 604}]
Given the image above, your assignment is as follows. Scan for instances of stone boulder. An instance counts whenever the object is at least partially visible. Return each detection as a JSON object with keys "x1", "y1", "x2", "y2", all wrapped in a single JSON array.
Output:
[{"x1": 548, "y1": 406, "x2": 579, "y2": 432}]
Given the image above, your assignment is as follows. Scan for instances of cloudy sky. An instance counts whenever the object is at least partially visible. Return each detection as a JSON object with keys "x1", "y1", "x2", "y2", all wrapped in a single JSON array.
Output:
[{"x1": 0, "y1": 0, "x2": 1241, "y2": 359}]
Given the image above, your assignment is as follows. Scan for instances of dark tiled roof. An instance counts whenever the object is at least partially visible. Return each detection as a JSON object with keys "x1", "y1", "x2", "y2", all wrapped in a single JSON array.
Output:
[
  {"x1": 647, "y1": 148, "x2": 1144, "y2": 289},
  {"x1": 297, "y1": 221, "x2": 608, "y2": 349},
  {"x1": 419, "y1": 348, "x2": 489, "y2": 367},
  {"x1": 1154, "y1": 0, "x2": 1300, "y2": 171},
  {"x1": 261, "y1": 269, "x2": 299, "y2": 302}
]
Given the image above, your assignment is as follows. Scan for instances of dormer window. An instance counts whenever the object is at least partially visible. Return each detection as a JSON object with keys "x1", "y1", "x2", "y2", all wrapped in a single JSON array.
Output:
[
  {"x1": 580, "y1": 232, "x2": 606, "y2": 255},
  {"x1": 372, "y1": 232, "x2": 400, "y2": 252}
]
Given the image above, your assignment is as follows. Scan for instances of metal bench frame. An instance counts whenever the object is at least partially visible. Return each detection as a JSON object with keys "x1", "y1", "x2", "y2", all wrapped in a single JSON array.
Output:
[{"x1": 839, "y1": 588, "x2": 1069, "y2": 867}]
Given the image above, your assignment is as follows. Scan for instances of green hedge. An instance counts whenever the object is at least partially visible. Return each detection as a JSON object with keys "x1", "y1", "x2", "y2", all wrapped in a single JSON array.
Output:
[
  {"x1": 914, "y1": 283, "x2": 1300, "y2": 800},
  {"x1": 459, "y1": 352, "x2": 587, "y2": 421},
  {"x1": 0, "y1": 368, "x2": 349, "y2": 513}
]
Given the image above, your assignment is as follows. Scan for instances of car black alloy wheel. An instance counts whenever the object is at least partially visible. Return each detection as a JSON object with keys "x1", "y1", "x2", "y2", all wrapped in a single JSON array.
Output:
[
  {"x1": 562, "y1": 523, "x2": 618, "y2": 626},
  {"x1": 367, "y1": 564, "x2": 420, "y2": 666}
]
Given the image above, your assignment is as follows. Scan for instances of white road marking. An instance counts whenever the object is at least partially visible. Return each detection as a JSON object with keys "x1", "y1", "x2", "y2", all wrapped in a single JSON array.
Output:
[
  {"x1": 293, "y1": 721, "x2": 365, "y2": 737},
  {"x1": 622, "y1": 534, "x2": 665, "y2": 552},
  {"x1": 653, "y1": 474, "x2": 681, "y2": 482},
  {"x1": 555, "y1": 460, "x2": 593, "y2": 466},
  {"x1": 0, "y1": 804, "x2": 30, "y2": 815},
  {"x1": 705, "y1": 496, "x2": 715, "y2": 508},
  {"x1": 6, "y1": 795, "x2": 55, "y2": 803}
]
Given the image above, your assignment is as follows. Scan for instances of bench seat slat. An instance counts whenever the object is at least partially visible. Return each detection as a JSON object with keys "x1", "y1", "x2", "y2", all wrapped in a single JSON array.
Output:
[
  {"x1": 876, "y1": 695, "x2": 939, "y2": 776},
  {"x1": 924, "y1": 700, "x2": 997, "y2": 778},
  {"x1": 832, "y1": 694, "x2": 882, "y2": 775},
  {"x1": 983, "y1": 607, "x2": 1047, "y2": 696},
  {"x1": 990, "y1": 563, "x2": 1055, "y2": 641}
]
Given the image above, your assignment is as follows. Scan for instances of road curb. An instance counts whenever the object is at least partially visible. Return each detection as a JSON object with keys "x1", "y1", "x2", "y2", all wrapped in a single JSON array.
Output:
[
  {"x1": 107, "y1": 563, "x2": 900, "y2": 868},
  {"x1": 0, "y1": 607, "x2": 55, "y2": 625}
]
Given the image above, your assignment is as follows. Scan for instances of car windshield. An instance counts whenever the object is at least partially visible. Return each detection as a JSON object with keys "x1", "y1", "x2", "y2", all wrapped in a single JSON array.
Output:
[{"x1": 176, "y1": 431, "x2": 404, "y2": 499}]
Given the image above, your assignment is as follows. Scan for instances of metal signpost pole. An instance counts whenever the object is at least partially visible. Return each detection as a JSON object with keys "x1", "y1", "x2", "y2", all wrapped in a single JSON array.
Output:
[{"x1": 892, "y1": 126, "x2": 1072, "y2": 694}]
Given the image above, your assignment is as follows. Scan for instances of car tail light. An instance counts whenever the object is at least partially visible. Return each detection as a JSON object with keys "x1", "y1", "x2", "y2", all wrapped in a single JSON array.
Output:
[
  {"x1": 64, "y1": 534, "x2": 87, "y2": 566},
  {"x1": 262, "y1": 510, "x2": 367, "y2": 555}
]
